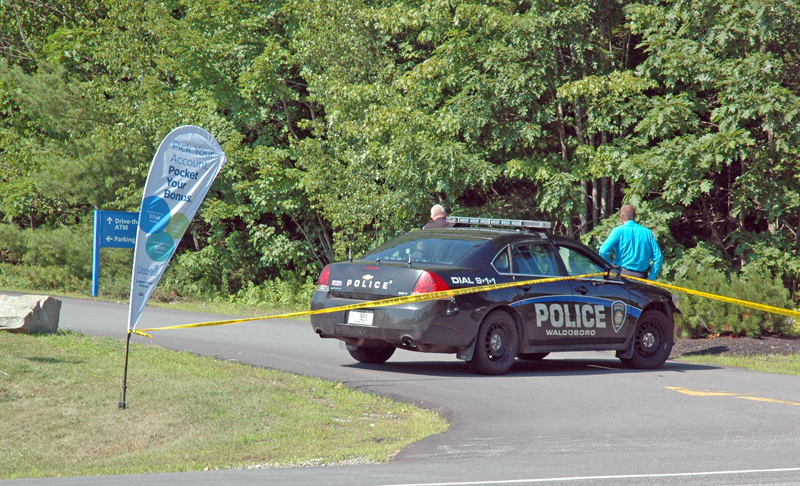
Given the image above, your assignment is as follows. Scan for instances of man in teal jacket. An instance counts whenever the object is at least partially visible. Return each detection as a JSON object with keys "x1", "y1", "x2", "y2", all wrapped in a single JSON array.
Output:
[{"x1": 599, "y1": 205, "x2": 663, "y2": 280}]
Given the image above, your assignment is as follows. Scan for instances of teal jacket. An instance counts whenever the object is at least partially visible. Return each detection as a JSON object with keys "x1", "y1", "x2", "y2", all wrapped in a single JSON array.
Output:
[{"x1": 599, "y1": 220, "x2": 663, "y2": 280}]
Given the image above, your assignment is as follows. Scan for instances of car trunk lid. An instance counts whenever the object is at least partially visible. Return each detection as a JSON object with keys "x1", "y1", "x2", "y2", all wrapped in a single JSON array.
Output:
[{"x1": 327, "y1": 262, "x2": 429, "y2": 300}]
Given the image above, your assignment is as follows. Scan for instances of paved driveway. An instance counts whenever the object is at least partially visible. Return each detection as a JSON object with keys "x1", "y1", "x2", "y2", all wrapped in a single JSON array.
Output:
[{"x1": 3, "y1": 294, "x2": 800, "y2": 485}]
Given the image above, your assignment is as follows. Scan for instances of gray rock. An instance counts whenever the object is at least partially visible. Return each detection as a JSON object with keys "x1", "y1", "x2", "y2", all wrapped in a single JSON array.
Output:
[{"x1": 0, "y1": 294, "x2": 62, "y2": 334}]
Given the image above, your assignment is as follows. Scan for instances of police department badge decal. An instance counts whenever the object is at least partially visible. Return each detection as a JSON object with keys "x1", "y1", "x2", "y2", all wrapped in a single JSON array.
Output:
[{"x1": 611, "y1": 301, "x2": 627, "y2": 333}]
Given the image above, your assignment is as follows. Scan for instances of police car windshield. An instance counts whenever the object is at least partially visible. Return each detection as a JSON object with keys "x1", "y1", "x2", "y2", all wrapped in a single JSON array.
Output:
[{"x1": 363, "y1": 234, "x2": 487, "y2": 266}]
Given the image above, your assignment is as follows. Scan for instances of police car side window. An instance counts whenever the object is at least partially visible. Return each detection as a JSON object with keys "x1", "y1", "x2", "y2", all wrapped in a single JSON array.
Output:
[
  {"x1": 513, "y1": 244, "x2": 558, "y2": 276},
  {"x1": 491, "y1": 246, "x2": 511, "y2": 274},
  {"x1": 558, "y1": 246, "x2": 604, "y2": 277}
]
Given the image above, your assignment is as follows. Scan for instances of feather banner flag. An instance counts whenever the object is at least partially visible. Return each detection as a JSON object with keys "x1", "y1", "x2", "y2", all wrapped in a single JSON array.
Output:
[{"x1": 127, "y1": 126, "x2": 227, "y2": 332}]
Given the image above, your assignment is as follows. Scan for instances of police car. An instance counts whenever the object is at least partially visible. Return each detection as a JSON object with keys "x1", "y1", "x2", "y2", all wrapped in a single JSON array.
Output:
[{"x1": 310, "y1": 217, "x2": 682, "y2": 375}]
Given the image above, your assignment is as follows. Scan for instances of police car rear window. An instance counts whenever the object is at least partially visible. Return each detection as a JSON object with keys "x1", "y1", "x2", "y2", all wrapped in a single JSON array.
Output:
[{"x1": 363, "y1": 235, "x2": 487, "y2": 266}]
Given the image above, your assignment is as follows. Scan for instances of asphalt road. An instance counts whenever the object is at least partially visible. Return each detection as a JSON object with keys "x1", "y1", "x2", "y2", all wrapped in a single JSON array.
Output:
[{"x1": 5, "y1": 295, "x2": 800, "y2": 485}]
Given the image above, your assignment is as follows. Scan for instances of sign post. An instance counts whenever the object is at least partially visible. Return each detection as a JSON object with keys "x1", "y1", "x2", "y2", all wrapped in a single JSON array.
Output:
[{"x1": 92, "y1": 210, "x2": 138, "y2": 296}]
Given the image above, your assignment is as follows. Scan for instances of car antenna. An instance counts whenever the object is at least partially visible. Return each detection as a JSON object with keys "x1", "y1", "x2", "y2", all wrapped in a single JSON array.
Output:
[
  {"x1": 376, "y1": 257, "x2": 380, "y2": 266},
  {"x1": 348, "y1": 249, "x2": 352, "y2": 262},
  {"x1": 407, "y1": 253, "x2": 412, "y2": 268}
]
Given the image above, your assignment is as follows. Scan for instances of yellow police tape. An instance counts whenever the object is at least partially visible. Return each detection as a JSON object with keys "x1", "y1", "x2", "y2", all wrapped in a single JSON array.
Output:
[
  {"x1": 131, "y1": 271, "x2": 800, "y2": 338},
  {"x1": 131, "y1": 272, "x2": 606, "y2": 337},
  {"x1": 623, "y1": 275, "x2": 800, "y2": 320}
]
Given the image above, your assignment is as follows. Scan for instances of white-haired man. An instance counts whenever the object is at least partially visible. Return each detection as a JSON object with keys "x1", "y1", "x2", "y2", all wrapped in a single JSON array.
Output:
[{"x1": 423, "y1": 204, "x2": 455, "y2": 229}]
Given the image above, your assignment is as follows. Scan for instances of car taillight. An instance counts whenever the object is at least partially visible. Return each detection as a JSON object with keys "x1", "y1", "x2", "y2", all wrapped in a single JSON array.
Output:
[
  {"x1": 412, "y1": 271, "x2": 450, "y2": 294},
  {"x1": 316, "y1": 264, "x2": 331, "y2": 291}
]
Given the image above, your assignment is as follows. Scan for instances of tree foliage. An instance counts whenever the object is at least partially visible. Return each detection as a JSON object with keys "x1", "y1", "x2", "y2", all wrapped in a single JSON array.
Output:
[{"x1": 1, "y1": 0, "x2": 800, "y2": 305}]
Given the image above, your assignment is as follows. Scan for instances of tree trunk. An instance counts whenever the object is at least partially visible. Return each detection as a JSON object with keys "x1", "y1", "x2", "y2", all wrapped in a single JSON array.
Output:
[
  {"x1": 608, "y1": 178, "x2": 615, "y2": 216},
  {"x1": 190, "y1": 226, "x2": 200, "y2": 251},
  {"x1": 592, "y1": 178, "x2": 600, "y2": 228},
  {"x1": 700, "y1": 197, "x2": 730, "y2": 261},
  {"x1": 599, "y1": 133, "x2": 609, "y2": 219},
  {"x1": 601, "y1": 177, "x2": 609, "y2": 219},
  {"x1": 795, "y1": 223, "x2": 800, "y2": 249},
  {"x1": 556, "y1": 101, "x2": 569, "y2": 162},
  {"x1": 571, "y1": 99, "x2": 590, "y2": 233},
  {"x1": 581, "y1": 180, "x2": 589, "y2": 235}
]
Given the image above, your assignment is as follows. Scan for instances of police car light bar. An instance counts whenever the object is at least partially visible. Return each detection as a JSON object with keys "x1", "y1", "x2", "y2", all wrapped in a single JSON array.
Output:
[{"x1": 446, "y1": 216, "x2": 551, "y2": 230}]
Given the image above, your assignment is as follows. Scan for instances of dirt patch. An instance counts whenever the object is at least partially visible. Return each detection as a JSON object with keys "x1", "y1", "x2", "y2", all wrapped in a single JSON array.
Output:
[{"x1": 671, "y1": 335, "x2": 800, "y2": 357}]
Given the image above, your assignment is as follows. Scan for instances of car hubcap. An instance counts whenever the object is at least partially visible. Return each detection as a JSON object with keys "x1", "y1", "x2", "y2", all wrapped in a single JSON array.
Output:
[
  {"x1": 635, "y1": 322, "x2": 661, "y2": 358},
  {"x1": 486, "y1": 323, "x2": 507, "y2": 361},
  {"x1": 642, "y1": 332, "x2": 655, "y2": 349},
  {"x1": 490, "y1": 334, "x2": 502, "y2": 352}
]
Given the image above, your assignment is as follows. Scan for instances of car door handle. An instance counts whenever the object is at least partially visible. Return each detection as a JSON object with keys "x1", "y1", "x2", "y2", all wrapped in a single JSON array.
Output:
[
  {"x1": 575, "y1": 286, "x2": 589, "y2": 295},
  {"x1": 520, "y1": 285, "x2": 531, "y2": 292}
]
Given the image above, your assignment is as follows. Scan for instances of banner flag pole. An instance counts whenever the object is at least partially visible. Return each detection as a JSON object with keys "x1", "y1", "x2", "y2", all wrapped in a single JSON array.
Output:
[
  {"x1": 120, "y1": 125, "x2": 227, "y2": 408},
  {"x1": 119, "y1": 331, "x2": 132, "y2": 409}
]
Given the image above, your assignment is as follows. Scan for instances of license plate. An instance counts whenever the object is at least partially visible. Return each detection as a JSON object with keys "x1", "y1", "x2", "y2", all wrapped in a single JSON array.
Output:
[{"x1": 347, "y1": 310, "x2": 374, "y2": 326}]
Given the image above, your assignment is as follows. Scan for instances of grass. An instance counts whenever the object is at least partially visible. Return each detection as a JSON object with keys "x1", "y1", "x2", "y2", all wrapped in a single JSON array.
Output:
[
  {"x1": 144, "y1": 298, "x2": 312, "y2": 321},
  {"x1": 0, "y1": 331, "x2": 449, "y2": 479},
  {"x1": 676, "y1": 353, "x2": 800, "y2": 376}
]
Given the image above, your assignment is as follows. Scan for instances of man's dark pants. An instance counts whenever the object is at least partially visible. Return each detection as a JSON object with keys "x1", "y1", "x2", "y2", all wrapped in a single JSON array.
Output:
[{"x1": 620, "y1": 268, "x2": 648, "y2": 279}]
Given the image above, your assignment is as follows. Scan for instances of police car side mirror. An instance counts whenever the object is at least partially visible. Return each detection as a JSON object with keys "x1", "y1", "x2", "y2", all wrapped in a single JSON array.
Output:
[{"x1": 607, "y1": 266, "x2": 621, "y2": 279}]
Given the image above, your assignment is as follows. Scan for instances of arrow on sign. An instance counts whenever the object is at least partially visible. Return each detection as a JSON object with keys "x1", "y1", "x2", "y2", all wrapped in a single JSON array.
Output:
[{"x1": 107, "y1": 217, "x2": 113, "y2": 224}]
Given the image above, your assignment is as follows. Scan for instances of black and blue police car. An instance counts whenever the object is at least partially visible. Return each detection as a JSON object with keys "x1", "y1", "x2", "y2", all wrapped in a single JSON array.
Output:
[{"x1": 310, "y1": 217, "x2": 682, "y2": 375}]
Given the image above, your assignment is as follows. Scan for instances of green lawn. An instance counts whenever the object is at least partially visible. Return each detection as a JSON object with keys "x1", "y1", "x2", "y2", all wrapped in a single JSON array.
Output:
[
  {"x1": 0, "y1": 331, "x2": 448, "y2": 479},
  {"x1": 676, "y1": 353, "x2": 800, "y2": 376}
]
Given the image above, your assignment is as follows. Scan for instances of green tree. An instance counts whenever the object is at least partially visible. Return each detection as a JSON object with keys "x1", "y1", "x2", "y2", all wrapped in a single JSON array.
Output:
[
  {"x1": 1, "y1": 0, "x2": 330, "y2": 296},
  {"x1": 2, "y1": 0, "x2": 800, "y2": 309},
  {"x1": 615, "y1": 0, "x2": 800, "y2": 282}
]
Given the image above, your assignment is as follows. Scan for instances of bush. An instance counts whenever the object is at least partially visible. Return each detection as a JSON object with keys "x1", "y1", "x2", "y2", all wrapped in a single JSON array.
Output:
[
  {"x1": 93, "y1": 248, "x2": 135, "y2": 299},
  {"x1": 0, "y1": 223, "x2": 25, "y2": 263},
  {"x1": 230, "y1": 275, "x2": 316, "y2": 310},
  {"x1": 145, "y1": 248, "x2": 316, "y2": 310},
  {"x1": 0, "y1": 221, "x2": 93, "y2": 293},
  {"x1": 0, "y1": 219, "x2": 135, "y2": 298},
  {"x1": 0, "y1": 263, "x2": 85, "y2": 292},
  {"x1": 675, "y1": 266, "x2": 796, "y2": 337},
  {"x1": 0, "y1": 218, "x2": 315, "y2": 310},
  {"x1": 664, "y1": 242, "x2": 727, "y2": 280},
  {"x1": 21, "y1": 221, "x2": 93, "y2": 278}
]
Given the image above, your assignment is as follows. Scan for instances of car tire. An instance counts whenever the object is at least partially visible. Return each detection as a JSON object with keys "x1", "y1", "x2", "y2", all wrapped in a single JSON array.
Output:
[
  {"x1": 348, "y1": 346, "x2": 396, "y2": 364},
  {"x1": 518, "y1": 352, "x2": 549, "y2": 361},
  {"x1": 619, "y1": 309, "x2": 673, "y2": 370},
  {"x1": 468, "y1": 310, "x2": 518, "y2": 375}
]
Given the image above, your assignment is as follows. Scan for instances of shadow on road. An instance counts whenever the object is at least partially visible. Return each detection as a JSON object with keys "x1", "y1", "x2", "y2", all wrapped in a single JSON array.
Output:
[{"x1": 342, "y1": 355, "x2": 718, "y2": 379}]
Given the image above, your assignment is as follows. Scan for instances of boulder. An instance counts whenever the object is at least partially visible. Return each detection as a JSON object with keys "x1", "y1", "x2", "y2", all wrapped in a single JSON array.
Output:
[{"x1": 0, "y1": 294, "x2": 62, "y2": 334}]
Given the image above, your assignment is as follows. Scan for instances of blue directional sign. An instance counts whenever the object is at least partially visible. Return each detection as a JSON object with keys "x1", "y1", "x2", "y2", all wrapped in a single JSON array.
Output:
[
  {"x1": 93, "y1": 210, "x2": 139, "y2": 296},
  {"x1": 98, "y1": 211, "x2": 138, "y2": 248}
]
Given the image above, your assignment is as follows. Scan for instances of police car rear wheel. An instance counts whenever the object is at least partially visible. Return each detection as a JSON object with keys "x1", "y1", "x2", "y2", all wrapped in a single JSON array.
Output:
[
  {"x1": 620, "y1": 310, "x2": 672, "y2": 370},
  {"x1": 468, "y1": 310, "x2": 518, "y2": 375},
  {"x1": 348, "y1": 346, "x2": 396, "y2": 364}
]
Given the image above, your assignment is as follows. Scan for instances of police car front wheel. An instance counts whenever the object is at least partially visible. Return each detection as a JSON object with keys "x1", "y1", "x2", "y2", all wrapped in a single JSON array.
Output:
[{"x1": 620, "y1": 310, "x2": 673, "y2": 370}]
